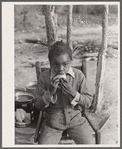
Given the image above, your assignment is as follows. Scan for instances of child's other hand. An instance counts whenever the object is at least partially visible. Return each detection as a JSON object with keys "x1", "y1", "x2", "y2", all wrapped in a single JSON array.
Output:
[
  {"x1": 49, "y1": 76, "x2": 60, "y2": 95},
  {"x1": 60, "y1": 78, "x2": 76, "y2": 98}
]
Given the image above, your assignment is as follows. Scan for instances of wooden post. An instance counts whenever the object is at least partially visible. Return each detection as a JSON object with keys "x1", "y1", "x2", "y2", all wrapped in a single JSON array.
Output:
[
  {"x1": 43, "y1": 5, "x2": 58, "y2": 50},
  {"x1": 94, "y1": 5, "x2": 108, "y2": 111},
  {"x1": 82, "y1": 59, "x2": 87, "y2": 79},
  {"x1": 34, "y1": 61, "x2": 42, "y2": 143},
  {"x1": 96, "y1": 130, "x2": 101, "y2": 144},
  {"x1": 35, "y1": 61, "x2": 42, "y2": 81},
  {"x1": 67, "y1": 5, "x2": 73, "y2": 50}
]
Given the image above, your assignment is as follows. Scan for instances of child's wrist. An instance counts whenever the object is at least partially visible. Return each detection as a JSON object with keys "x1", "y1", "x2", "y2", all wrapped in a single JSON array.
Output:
[
  {"x1": 71, "y1": 90, "x2": 76, "y2": 98},
  {"x1": 49, "y1": 89, "x2": 55, "y2": 96}
]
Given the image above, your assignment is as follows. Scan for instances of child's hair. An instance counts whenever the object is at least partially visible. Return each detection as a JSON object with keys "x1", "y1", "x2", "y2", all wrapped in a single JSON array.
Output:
[{"x1": 48, "y1": 40, "x2": 72, "y2": 62}]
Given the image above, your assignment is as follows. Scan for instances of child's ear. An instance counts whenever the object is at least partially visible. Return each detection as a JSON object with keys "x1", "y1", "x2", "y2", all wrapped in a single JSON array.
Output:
[{"x1": 49, "y1": 62, "x2": 52, "y2": 68}]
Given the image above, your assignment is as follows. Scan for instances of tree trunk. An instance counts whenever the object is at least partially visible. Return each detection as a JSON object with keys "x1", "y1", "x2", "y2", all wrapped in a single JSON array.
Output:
[
  {"x1": 67, "y1": 5, "x2": 73, "y2": 50},
  {"x1": 94, "y1": 5, "x2": 108, "y2": 112},
  {"x1": 43, "y1": 5, "x2": 58, "y2": 50}
]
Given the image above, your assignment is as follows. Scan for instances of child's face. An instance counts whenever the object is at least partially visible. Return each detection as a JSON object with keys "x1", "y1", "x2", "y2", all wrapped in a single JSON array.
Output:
[{"x1": 50, "y1": 53, "x2": 71, "y2": 75}]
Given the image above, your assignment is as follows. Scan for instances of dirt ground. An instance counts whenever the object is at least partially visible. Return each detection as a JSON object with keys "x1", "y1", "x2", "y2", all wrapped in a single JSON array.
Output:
[{"x1": 15, "y1": 24, "x2": 119, "y2": 145}]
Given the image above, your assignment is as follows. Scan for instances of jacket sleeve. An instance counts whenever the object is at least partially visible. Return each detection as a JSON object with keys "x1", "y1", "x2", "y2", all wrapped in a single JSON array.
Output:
[
  {"x1": 34, "y1": 74, "x2": 57, "y2": 111},
  {"x1": 71, "y1": 73, "x2": 93, "y2": 108}
]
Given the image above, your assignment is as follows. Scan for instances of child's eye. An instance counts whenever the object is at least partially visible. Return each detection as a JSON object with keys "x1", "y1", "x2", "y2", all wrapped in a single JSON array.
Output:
[{"x1": 64, "y1": 63, "x2": 68, "y2": 67}]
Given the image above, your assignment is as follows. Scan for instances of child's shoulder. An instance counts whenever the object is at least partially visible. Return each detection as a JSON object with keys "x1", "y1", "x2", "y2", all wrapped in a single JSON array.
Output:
[
  {"x1": 72, "y1": 67, "x2": 83, "y2": 74},
  {"x1": 39, "y1": 68, "x2": 50, "y2": 80},
  {"x1": 72, "y1": 67, "x2": 85, "y2": 79}
]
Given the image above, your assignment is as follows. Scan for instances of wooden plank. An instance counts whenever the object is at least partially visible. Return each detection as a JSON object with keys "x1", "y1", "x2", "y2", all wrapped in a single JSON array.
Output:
[
  {"x1": 94, "y1": 5, "x2": 108, "y2": 111},
  {"x1": 74, "y1": 52, "x2": 98, "y2": 58}
]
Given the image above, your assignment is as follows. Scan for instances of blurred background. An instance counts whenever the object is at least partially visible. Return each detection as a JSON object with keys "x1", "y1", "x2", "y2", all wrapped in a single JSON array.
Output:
[{"x1": 14, "y1": 5, "x2": 118, "y2": 32}]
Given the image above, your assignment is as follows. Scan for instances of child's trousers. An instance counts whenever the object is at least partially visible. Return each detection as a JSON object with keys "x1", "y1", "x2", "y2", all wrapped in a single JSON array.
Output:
[{"x1": 38, "y1": 118, "x2": 94, "y2": 144}]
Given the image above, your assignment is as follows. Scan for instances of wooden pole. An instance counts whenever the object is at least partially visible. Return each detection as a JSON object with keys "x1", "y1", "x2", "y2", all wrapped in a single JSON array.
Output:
[
  {"x1": 34, "y1": 111, "x2": 42, "y2": 143},
  {"x1": 35, "y1": 61, "x2": 42, "y2": 81},
  {"x1": 67, "y1": 5, "x2": 73, "y2": 50},
  {"x1": 34, "y1": 61, "x2": 42, "y2": 143},
  {"x1": 43, "y1": 5, "x2": 58, "y2": 50},
  {"x1": 82, "y1": 59, "x2": 87, "y2": 79},
  {"x1": 94, "y1": 5, "x2": 108, "y2": 111}
]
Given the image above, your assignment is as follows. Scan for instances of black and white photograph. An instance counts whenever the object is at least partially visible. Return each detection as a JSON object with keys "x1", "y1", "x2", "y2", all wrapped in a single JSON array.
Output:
[{"x1": 2, "y1": 1, "x2": 120, "y2": 147}]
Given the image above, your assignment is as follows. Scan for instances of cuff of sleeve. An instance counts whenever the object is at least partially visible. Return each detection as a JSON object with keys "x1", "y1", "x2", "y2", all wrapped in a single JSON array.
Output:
[
  {"x1": 71, "y1": 91, "x2": 80, "y2": 106},
  {"x1": 42, "y1": 96, "x2": 50, "y2": 108},
  {"x1": 43, "y1": 90, "x2": 57, "y2": 107},
  {"x1": 51, "y1": 93, "x2": 57, "y2": 104}
]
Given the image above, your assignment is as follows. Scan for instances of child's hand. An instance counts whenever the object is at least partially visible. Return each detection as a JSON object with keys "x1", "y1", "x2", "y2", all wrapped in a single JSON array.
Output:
[
  {"x1": 60, "y1": 78, "x2": 76, "y2": 98},
  {"x1": 49, "y1": 76, "x2": 60, "y2": 95}
]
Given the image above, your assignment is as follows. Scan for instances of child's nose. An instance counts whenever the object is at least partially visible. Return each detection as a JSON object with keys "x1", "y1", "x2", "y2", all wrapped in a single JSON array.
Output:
[{"x1": 59, "y1": 65, "x2": 64, "y2": 72}]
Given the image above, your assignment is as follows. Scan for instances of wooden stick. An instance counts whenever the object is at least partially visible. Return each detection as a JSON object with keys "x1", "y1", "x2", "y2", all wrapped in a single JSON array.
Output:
[
  {"x1": 67, "y1": 5, "x2": 73, "y2": 50},
  {"x1": 35, "y1": 61, "x2": 42, "y2": 81},
  {"x1": 82, "y1": 59, "x2": 87, "y2": 79},
  {"x1": 25, "y1": 39, "x2": 48, "y2": 46},
  {"x1": 94, "y1": 5, "x2": 108, "y2": 111},
  {"x1": 96, "y1": 130, "x2": 101, "y2": 144},
  {"x1": 34, "y1": 111, "x2": 42, "y2": 143},
  {"x1": 34, "y1": 61, "x2": 43, "y2": 143}
]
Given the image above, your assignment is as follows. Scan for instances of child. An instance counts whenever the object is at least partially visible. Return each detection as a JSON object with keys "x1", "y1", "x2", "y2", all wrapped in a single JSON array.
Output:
[{"x1": 35, "y1": 41, "x2": 94, "y2": 144}]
